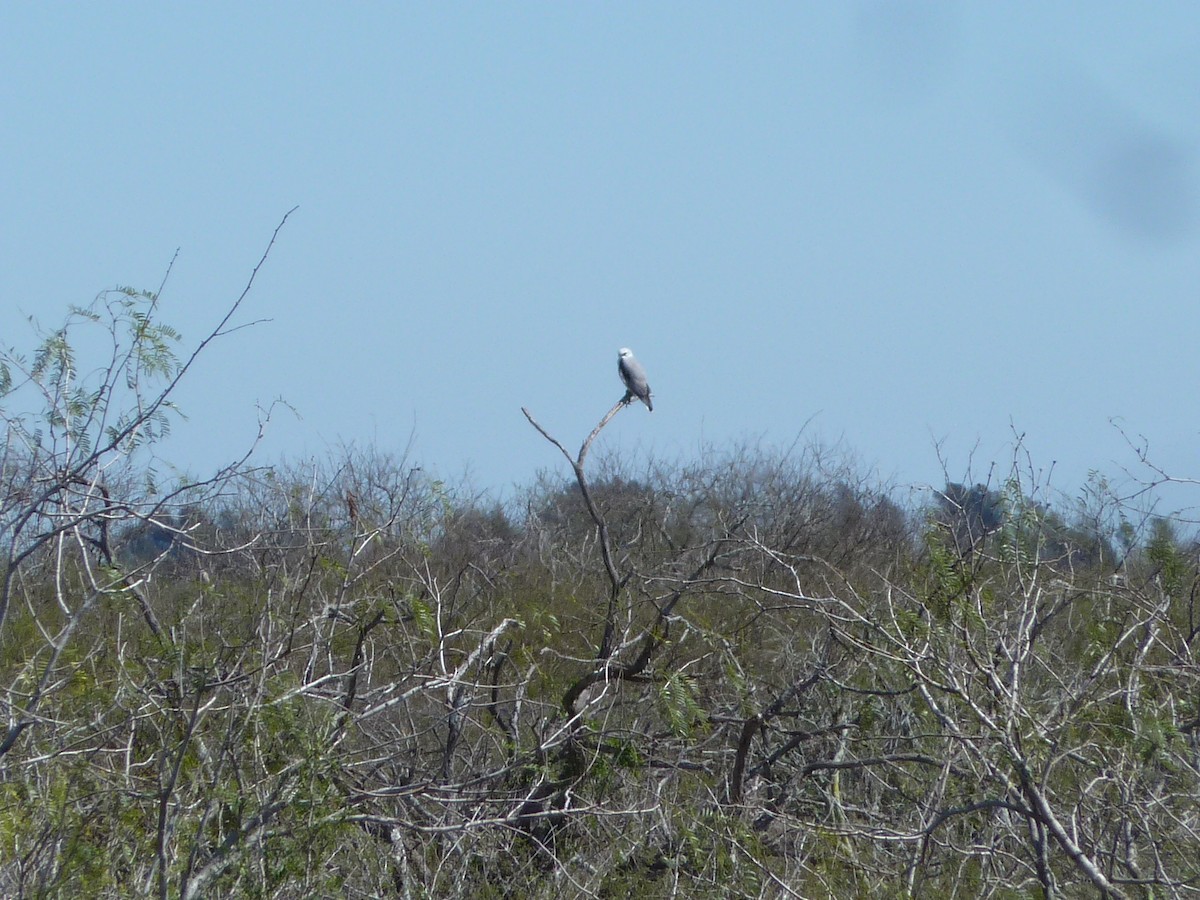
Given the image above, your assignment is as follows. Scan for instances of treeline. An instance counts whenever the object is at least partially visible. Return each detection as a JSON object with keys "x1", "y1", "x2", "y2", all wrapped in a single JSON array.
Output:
[{"x1": 1, "y1": 274, "x2": 1198, "y2": 898}]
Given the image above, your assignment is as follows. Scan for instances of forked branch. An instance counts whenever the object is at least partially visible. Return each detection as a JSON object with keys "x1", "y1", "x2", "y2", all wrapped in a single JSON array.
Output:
[{"x1": 521, "y1": 401, "x2": 630, "y2": 665}]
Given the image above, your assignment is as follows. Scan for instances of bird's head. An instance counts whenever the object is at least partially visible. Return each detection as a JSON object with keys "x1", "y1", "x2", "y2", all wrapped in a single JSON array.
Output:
[{"x1": 618, "y1": 347, "x2": 632, "y2": 359}]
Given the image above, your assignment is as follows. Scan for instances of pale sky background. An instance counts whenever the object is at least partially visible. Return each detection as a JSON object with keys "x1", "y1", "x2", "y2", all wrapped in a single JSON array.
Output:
[{"x1": 2, "y1": 4, "x2": 1199, "y2": 510}]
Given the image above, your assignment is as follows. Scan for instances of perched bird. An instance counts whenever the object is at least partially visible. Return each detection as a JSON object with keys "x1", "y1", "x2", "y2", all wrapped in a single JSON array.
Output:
[{"x1": 617, "y1": 347, "x2": 653, "y2": 411}]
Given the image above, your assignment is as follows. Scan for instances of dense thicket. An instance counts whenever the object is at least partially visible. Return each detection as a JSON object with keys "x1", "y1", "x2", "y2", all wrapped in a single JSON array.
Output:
[{"x1": 2, "y1": 275, "x2": 1198, "y2": 898}]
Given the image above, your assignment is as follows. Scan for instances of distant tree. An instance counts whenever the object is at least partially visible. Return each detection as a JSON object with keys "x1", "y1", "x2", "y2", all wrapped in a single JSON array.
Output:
[{"x1": 935, "y1": 480, "x2": 1006, "y2": 555}]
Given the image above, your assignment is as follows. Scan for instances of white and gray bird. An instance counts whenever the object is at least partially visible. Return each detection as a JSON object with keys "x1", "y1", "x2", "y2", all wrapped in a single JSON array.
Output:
[{"x1": 617, "y1": 348, "x2": 653, "y2": 411}]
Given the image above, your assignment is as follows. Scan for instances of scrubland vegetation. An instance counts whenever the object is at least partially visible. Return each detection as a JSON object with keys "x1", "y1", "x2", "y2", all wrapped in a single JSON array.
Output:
[{"x1": 2, "y1": 240, "x2": 1198, "y2": 898}]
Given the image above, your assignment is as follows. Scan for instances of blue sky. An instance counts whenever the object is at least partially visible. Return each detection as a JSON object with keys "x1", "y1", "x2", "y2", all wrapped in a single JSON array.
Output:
[{"x1": 2, "y1": 4, "x2": 1198, "y2": 508}]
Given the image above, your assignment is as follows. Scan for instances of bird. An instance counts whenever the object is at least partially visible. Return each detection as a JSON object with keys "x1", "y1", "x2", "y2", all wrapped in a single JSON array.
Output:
[{"x1": 617, "y1": 348, "x2": 653, "y2": 411}]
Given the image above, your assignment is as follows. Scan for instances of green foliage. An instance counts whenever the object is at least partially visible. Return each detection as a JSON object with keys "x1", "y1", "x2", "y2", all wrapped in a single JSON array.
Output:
[
  {"x1": 408, "y1": 594, "x2": 435, "y2": 639},
  {"x1": 917, "y1": 524, "x2": 974, "y2": 620},
  {"x1": 1146, "y1": 516, "x2": 1187, "y2": 595},
  {"x1": 6, "y1": 290, "x2": 182, "y2": 459},
  {"x1": 659, "y1": 669, "x2": 705, "y2": 738}
]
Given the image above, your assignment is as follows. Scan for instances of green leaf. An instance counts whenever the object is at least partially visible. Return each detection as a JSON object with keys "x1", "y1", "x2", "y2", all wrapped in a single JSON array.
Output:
[
  {"x1": 660, "y1": 671, "x2": 703, "y2": 738},
  {"x1": 409, "y1": 595, "x2": 435, "y2": 639}
]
